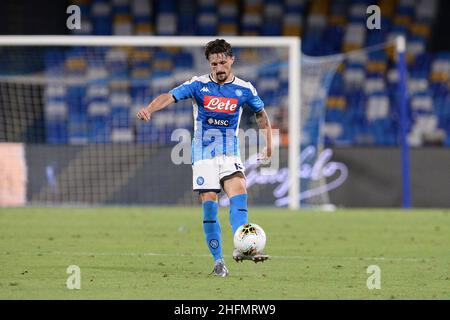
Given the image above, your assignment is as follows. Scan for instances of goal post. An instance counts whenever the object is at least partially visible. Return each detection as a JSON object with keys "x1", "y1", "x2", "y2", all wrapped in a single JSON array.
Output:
[{"x1": 0, "y1": 35, "x2": 301, "y2": 209}]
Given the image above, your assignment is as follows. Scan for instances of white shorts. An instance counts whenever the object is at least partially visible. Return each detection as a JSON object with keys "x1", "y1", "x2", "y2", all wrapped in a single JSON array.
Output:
[{"x1": 193, "y1": 155, "x2": 245, "y2": 192}]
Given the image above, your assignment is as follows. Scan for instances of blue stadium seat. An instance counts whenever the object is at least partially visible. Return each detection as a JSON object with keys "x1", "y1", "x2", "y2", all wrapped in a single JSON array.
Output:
[
  {"x1": 46, "y1": 121, "x2": 68, "y2": 144},
  {"x1": 35, "y1": 0, "x2": 444, "y2": 147},
  {"x1": 177, "y1": 1, "x2": 197, "y2": 35},
  {"x1": 173, "y1": 51, "x2": 194, "y2": 70},
  {"x1": 88, "y1": 118, "x2": 111, "y2": 143}
]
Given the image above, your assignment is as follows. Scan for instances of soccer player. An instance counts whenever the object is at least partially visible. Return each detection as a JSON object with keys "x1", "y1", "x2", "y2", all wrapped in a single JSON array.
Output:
[{"x1": 137, "y1": 39, "x2": 272, "y2": 277}]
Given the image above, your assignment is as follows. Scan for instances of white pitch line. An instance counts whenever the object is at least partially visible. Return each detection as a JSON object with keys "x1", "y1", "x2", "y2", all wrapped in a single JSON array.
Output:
[{"x1": 14, "y1": 251, "x2": 432, "y2": 262}]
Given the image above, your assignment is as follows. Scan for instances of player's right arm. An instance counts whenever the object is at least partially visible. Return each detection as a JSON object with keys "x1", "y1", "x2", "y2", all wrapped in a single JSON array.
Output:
[
  {"x1": 136, "y1": 93, "x2": 175, "y2": 122},
  {"x1": 137, "y1": 77, "x2": 196, "y2": 122}
]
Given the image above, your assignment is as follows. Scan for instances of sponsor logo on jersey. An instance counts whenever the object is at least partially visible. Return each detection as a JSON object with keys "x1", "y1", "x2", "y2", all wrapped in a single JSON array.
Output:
[
  {"x1": 207, "y1": 117, "x2": 230, "y2": 127},
  {"x1": 200, "y1": 87, "x2": 210, "y2": 93},
  {"x1": 204, "y1": 96, "x2": 238, "y2": 113}
]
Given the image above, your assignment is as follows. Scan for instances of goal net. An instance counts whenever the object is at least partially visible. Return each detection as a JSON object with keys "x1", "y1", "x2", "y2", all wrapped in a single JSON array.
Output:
[{"x1": 0, "y1": 35, "x2": 342, "y2": 209}]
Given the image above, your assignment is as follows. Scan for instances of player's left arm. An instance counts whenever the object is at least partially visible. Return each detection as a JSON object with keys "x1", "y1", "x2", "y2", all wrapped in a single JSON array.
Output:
[
  {"x1": 246, "y1": 82, "x2": 272, "y2": 159},
  {"x1": 254, "y1": 109, "x2": 273, "y2": 159}
]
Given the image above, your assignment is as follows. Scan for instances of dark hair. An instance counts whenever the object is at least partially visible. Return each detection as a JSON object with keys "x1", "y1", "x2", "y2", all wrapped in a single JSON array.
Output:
[{"x1": 204, "y1": 39, "x2": 233, "y2": 60}]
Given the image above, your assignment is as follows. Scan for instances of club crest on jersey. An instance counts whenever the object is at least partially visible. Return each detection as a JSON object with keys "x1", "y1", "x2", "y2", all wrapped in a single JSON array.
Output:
[{"x1": 204, "y1": 96, "x2": 238, "y2": 113}]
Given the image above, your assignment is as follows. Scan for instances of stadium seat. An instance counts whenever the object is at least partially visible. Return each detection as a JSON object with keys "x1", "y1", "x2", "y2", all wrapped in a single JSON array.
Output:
[{"x1": 32, "y1": 0, "x2": 445, "y2": 146}]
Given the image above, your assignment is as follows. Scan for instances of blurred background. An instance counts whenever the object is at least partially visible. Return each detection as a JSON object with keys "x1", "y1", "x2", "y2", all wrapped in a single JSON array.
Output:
[{"x1": 0, "y1": 0, "x2": 449, "y2": 208}]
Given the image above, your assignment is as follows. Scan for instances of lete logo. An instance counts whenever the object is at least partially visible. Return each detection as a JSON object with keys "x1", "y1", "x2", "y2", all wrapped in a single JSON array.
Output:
[
  {"x1": 204, "y1": 96, "x2": 238, "y2": 113},
  {"x1": 219, "y1": 145, "x2": 348, "y2": 207}
]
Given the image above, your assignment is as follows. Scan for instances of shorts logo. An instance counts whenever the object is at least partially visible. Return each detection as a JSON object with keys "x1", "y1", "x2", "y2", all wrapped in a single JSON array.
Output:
[
  {"x1": 207, "y1": 117, "x2": 229, "y2": 127},
  {"x1": 204, "y1": 96, "x2": 238, "y2": 113},
  {"x1": 209, "y1": 239, "x2": 219, "y2": 249},
  {"x1": 196, "y1": 176, "x2": 204, "y2": 185}
]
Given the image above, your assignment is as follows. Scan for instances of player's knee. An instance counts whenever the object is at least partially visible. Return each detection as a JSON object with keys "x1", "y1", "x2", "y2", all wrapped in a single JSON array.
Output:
[
  {"x1": 234, "y1": 184, "x2": 247, "y2": 195},
  {"x1": 200, "y1": 192, "x2": 218, "y2": 202},
  {"x1": 237, "y1": 179, "x2": 247, "y2": 193},
  {"x1": 223, "y1": 176, "x2": 246, "y2": 197}
]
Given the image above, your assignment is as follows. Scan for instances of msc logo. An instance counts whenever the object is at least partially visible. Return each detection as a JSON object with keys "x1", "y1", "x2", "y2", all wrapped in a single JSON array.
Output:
[
  {"x1": 204, "y1": 96, "x2": 238, "y2": 113},
  {"x1": 207, "y1": 117, "x2": 229, "y2": 127}
]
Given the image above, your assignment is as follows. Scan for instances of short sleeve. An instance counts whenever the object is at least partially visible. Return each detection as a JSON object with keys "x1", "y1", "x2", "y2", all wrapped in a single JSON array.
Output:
[
  {"x1": 246, "y1": 82, "x2": 264, "y2": 113},
  {"x1": 169, "y1": 77, "x2": 197, "y2": 102}
]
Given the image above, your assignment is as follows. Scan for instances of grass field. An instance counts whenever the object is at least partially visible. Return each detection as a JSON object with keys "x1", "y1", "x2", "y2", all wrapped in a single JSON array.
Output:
[{"x1": 0, "y1": 207, "x2": 449, "y2": 299}]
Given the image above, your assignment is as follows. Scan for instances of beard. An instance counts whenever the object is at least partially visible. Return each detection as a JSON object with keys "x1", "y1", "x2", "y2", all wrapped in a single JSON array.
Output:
[{"x1": 217, "y1": 72, "x2": 227, "y2": 81}]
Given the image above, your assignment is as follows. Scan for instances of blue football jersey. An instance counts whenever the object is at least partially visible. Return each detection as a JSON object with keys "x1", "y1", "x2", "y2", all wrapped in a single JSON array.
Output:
[{"x1": 170, "y1": 74, "x2": 264, "y2": 163}]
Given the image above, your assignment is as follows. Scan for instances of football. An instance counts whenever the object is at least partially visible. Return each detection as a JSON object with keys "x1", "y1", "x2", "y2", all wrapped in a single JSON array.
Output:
[{"x1": 233, "y1": 223, "x2": 266, "y2": 255}]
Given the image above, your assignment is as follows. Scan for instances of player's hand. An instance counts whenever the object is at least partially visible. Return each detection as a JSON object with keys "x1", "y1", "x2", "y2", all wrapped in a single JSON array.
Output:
[
  {"x1": 257, "y1": 146, "x2": 272, "y2": 161},
  {"x1": 137, "y1": 107, "x2": 151, "y2": 122}
]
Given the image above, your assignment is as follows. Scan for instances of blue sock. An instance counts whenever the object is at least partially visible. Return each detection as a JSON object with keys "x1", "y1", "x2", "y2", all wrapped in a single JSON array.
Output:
[
  {"x1": 202, "y1": 201, "x2": 222, "y2": 262},
  {"x1": 229, "y1": 194, "x2": 249, "y2": 236}
]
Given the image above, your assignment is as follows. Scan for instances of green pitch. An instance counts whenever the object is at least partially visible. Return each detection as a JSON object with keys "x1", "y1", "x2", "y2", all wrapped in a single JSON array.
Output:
[{"x1": 0, "y1": 207, "x2": 449, "y2": 299}]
